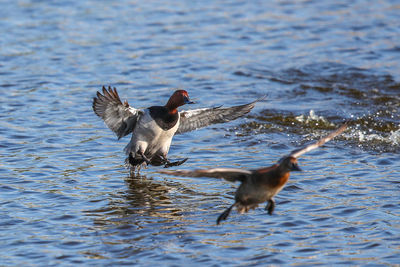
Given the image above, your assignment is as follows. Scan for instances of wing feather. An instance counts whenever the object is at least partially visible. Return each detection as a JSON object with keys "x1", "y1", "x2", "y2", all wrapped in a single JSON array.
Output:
[
  {"x1": 289, "y1": 121, "x2": 349, "y2": 158},
  {"x1": 159, "y1": 168, "x2": 252, "y2": 182},
  {"x1": 176, "y1": 96, "x2": 264, "y2": 134},
  {"x1": 93, "y1": 86, "x2": 143, "y2": 139}
]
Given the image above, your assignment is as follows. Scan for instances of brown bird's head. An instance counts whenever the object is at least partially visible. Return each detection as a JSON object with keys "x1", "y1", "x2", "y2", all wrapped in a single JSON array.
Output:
[{"x1": 278, "y1": 156, "x2": 302, "y2": 172}]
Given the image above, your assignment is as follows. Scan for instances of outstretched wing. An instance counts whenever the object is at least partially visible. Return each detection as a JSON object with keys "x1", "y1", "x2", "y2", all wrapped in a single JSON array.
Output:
[
  {"x1": 93, "y1": 86, "x2": 143, "y2": 139},
  {"x1": 176, "y1": 96, "x2": 265, "y2": 134},
  {"x1": 159, "y1": 168, "x2": 252, "y2": 182},
  {"x1": 289, "y1": 121, "x2": 349, "y2": 159}
]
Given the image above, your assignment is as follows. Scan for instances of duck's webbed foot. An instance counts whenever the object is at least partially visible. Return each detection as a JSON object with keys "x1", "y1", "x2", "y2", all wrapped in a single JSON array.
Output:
[
  {"x1": 163, "y1": 157, "x2": 188, "y2": 168},
  {"x1": 217, "y1": 203, "x2": 237, "y2": 225},
  {"x1": 157, "y1": 155, "x2": 188, "y2": 168},
  {"x1": 265, "y1": 199, "x2": 275, "y2": 215}
]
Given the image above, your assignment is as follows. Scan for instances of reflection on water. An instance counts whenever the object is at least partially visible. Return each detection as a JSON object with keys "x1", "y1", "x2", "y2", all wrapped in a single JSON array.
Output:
[
  {"x1": 1, "y1": 0, "x2": 399, "y2": 265},
  {"x1": 89, "y1": 174, "x2": 184, "y2": 228}
]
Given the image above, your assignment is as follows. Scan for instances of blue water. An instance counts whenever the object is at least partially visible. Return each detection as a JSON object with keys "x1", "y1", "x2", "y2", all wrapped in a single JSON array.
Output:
[{"x1": 1, "y1": 0, "x2": 399, "y2": 265}]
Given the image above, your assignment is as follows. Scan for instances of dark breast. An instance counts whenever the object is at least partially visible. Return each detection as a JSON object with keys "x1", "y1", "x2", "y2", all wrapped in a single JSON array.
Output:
[{"x1": 149, "y1": 106, "x2": 179, "y2": 131}]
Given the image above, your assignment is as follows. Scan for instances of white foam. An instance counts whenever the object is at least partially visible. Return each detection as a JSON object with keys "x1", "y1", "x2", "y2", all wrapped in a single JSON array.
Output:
[
  {"x1": 296, "y1": 111, "x2": 400, "y2": 147},
  {"x1": 354, "y1": 126, "x2": 400, "y2": 146},
  {"x1": 295, "y1": 110, "x2": 334, "y2": 126},
  {"x1": 388, "y1": 128, "x2": 400, "y2": 145}
]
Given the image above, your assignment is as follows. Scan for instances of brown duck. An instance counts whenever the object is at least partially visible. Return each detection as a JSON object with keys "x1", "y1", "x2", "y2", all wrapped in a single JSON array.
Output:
[{"x1": 160, "y1": 122, "x2": 348, "y2": 224}]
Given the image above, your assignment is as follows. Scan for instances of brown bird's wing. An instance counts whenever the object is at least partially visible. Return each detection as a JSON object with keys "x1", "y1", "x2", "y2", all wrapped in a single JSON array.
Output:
[
  {"x1": 289, "y1": 121, "x2": 348, "y2": 158},
  {"x1": 93, "y1": 86, "x2": 144, "y2": 139},
  {"x1": 160, "y1": 168, "x2": 252, "y2": 182},
  {"x1": 176, "y1": 96, "x2": 265, "y2": 134}
]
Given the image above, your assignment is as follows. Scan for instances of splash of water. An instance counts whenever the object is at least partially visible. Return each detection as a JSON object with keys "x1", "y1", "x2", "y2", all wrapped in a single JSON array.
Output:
[
  {"x1": 295, "y1": 110, "x2": 334, "y2": 126},
  {"x1": 388, "y1": 129, "x2": 400, "y2": 145},
  {"x1": 357, "y1": 127, "x2": 400, "y2": 145}
]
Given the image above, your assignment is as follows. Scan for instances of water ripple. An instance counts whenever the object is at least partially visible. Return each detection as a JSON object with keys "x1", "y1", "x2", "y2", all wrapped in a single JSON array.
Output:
[{"x1": 0, "y1": 0, "x2": 399, "y2": 265}]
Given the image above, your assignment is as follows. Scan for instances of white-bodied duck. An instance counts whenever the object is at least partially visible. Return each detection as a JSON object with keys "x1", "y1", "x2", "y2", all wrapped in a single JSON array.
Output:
[{"x1": 93, "y1": 86, "x2": 262, "y2": 173}]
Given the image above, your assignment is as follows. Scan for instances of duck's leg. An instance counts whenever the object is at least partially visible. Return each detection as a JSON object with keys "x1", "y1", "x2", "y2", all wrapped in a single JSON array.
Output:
[
  {"x1": 265, "y1": 199, "x2": 275, "y2": 215},
  {"x1": 138, "y1": 151, "x2": 151, "y2": 165},
  {"x1": 217, "y1": 202, "x2": 237, "y2": 225},
  {"x1": 126, "y1": 154, "x2": 138, "y2": 176}
]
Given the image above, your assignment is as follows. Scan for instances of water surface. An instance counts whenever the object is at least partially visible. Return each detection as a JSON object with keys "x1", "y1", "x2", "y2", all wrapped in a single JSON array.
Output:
[{"x1": 0, "y1": 0, "x2": 399, "y2": 265}]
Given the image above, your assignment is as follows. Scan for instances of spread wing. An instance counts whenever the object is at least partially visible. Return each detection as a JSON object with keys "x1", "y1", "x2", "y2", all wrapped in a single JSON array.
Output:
[
  {"x1": 159, "y1": 168, "x2": 252, "y2": 182},
  {"x1": 93, "y1": 86, "x2": 143, "y2": 139},
  {"x1": 289, "y1": 121, "x2": 349, "y2": 159},
  {"x1": 176, "y1": 96, "x2": 265, "y2": 134}
]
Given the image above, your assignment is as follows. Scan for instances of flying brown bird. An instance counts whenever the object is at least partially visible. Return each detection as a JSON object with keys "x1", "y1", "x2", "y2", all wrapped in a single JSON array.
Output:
[{"x1": 160, "y1": 122, "x2": 348, "y2": 224}]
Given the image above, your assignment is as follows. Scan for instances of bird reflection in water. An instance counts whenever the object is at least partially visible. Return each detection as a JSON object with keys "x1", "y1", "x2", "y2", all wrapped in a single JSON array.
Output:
[{"x1": 88, "y1": 173, "x2": 188, "y2": 231}]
